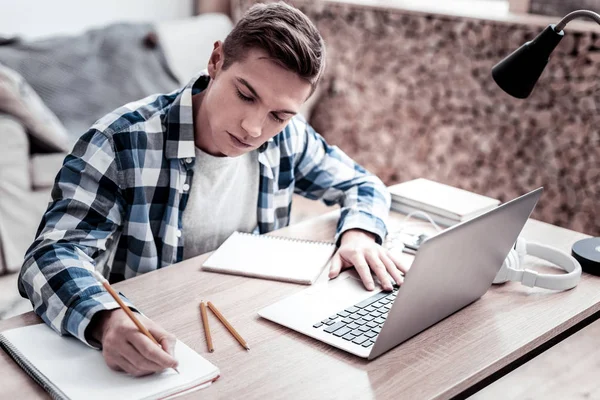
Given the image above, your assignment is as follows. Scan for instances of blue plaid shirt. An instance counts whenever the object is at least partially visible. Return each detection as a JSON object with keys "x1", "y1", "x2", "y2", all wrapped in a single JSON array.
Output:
[{"x1": 18, "y1": 72, "x2": 391, "y2": 346}]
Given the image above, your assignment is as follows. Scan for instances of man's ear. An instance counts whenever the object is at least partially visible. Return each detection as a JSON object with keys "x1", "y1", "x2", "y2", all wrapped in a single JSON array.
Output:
[{"x1": 207, "y1": 41, "x2": 224, "y2": 79}]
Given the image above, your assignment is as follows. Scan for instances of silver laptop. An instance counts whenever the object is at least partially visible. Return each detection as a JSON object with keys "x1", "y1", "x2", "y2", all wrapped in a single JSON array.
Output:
[{"x1": 258, "y1": 188, "x2": 543, "y2": 360}]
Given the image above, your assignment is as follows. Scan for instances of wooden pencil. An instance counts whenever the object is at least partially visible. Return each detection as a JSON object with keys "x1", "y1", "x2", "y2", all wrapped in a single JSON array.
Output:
[
  {"x1": 207, "y1": 301, "x2": 249, "y2": 351},
  {"x1": 200, "y1": 301, "x2": 214, "y2": 352}
]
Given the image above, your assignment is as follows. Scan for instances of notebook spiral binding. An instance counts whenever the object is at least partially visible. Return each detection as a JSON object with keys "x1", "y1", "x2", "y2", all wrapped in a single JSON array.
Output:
[
  {"x1": 235, "y1": 231, "x2": 334, "y2": 247},
  {"x1": 0, "y1": 333, "x2": 68, "y2": 400}
]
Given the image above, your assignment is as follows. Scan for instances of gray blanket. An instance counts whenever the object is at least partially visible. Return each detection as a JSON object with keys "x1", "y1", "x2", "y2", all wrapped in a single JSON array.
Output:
[{"x1": 0, "y1": 23, "x2": 179, "y2": 138}]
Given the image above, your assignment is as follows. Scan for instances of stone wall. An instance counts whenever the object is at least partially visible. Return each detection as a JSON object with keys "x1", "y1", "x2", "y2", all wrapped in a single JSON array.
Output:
[{"x1": 233, "y1": 0, "x2": 600, "y2": 235}]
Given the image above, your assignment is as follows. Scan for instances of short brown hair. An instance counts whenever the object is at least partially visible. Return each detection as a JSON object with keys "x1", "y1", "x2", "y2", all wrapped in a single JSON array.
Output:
[{"x1": 222, "y1": 2, "x2": 326, "y2": 95}]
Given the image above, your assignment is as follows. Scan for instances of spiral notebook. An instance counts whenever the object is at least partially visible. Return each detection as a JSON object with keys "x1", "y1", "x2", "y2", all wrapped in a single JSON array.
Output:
[
  {"x1": 0, "y1": 323, "x2": 220, "y2": 400},
  {"x1": 202, "y1": 231, "x2": 336, "y2": 285}
]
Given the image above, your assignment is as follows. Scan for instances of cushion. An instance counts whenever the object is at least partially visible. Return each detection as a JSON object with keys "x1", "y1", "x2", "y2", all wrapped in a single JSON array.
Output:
[
  {"x1": 155, "y1": 13, "x2": 233, "y2": 84},
  {"x1": 0, "y1": 64, "x2": 70, "y2": 153},
  {"x1": 0, "y1": 116, "x2": 53, "y2": 274}
]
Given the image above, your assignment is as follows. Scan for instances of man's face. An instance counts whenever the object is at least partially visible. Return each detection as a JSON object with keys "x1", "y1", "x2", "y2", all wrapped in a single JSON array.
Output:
[{"x1": 197, "y1": 45, "x2": 313, "y2": 157}]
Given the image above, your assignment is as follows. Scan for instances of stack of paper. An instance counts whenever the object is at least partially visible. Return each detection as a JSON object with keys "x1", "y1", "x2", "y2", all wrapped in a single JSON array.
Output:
[{"x1": 388, "y1": 178, "x2": 500, "y2": 227}]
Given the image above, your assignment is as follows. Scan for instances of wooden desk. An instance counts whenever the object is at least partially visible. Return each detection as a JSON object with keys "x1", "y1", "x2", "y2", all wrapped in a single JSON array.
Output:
[
  {"x1": 0, "y1": 212, "x2": 595, "y2": 400},
  {"x1": 471, "y1": 307, "x2": 600, "y2": 399}
]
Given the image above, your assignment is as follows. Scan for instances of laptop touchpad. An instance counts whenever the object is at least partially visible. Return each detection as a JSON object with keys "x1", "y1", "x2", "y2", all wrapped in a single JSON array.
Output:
[{"x1": 259, "y1": 274, "x2": 378, "y2": 326}]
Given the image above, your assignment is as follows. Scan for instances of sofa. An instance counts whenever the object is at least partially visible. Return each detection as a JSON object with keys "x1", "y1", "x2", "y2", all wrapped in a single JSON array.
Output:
[{"x1": 0, "y1": 13, "x2": 234, "y2": 277}]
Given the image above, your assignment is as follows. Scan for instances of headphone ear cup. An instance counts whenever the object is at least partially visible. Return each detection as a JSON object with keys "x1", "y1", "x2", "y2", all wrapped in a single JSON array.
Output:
[
  {"x1": 515, "y1": 236, "x2": 527, "y2": 265},
  {"x1": 509, "y1": 247, "x2": 522, "y2": 272},
  {"x1": 493, "y1": 248, "x2": 520, "y2": 284},
  {"x1": 493, "y1": 259, "x2": 509, "y2": 284},
  {"x1": 494, "y1": 249, "x2": 513, "y2": 284}
]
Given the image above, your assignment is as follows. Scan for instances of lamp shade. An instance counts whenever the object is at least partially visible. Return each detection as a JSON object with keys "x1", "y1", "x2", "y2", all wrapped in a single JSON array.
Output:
[{"x1": 492, "y1": 25, "x2": 564, "y2": 98}]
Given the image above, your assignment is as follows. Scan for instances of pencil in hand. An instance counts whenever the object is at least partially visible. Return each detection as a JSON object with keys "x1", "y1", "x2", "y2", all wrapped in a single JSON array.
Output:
[
  {"x1": 207, "y1": 301, "x2": 250, "y2": 351},
  {"x1": 200, "y1": 301, "x2": 214, "y2": 352},
  {"x1": 91, "y1": 270, "x2": 180, "y2": 374}
]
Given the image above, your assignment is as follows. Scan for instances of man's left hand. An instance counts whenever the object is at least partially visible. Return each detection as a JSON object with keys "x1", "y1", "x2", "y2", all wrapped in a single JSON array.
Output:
[{"x1": 329, "y1": 229, "x2": 407, "y2": 291}]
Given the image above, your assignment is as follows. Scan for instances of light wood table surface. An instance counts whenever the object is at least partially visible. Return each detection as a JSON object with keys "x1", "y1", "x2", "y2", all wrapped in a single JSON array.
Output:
[
  {"x1": 0, "y1": 211, "x2": 595, "y2": 400},
  {"x1": 471, "y1": 305, "x2": 600, "y2": 399}
]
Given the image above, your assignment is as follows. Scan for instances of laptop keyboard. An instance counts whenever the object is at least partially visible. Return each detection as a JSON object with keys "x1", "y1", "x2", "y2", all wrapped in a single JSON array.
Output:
[{"x1": 312, "y1": 286, "x2": 399, "y2": 348}]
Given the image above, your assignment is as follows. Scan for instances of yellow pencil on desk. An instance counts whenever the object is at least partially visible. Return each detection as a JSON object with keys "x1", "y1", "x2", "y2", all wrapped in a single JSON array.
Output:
[
  {"x1": 200, "y1": 301, "x2": 214, "y2": 353},
  {"x1": 91, "y1": 270, "x2": 180, "y2": 374},
  {"x1": 207, "y1": 301, "x2": 250, "y2": 351}
]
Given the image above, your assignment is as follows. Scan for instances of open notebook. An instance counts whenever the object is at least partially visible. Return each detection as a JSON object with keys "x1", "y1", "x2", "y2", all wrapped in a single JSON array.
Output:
[
  {"x1": 0, "y1": 324, "x2": 220, "y2": 400},
  {"x1": 202, "y1": 231, "x2": 336, "y2": 285}
]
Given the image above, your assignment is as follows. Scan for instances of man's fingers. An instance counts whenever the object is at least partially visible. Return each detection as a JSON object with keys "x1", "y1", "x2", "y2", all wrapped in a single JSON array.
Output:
[
  {"x1": 146, "y1": 324, "x2": 178, "y2": 367},
  {"x1": 129, "y1": 331, "x2": 178, "y2": 369},
  {"x1": 115, "y1": 355, "x2": 153, "y2": 377},
  {"x1": 104, "y1": 350, "x2": 150, "y2": 377},
  {"x1": 347, "y1": 253, "x2": 375, "y2": 291},
  {"x1": 101, "y1": 324, "x2": 157, "y2": 375},
  {"x1": 103, "y1": 350, "x2": 124, "y2": 373},
  {"x1": 386, "y1": 250, "x2": 409, "y2": 274},
  {"x1": 121, "y1": 341, "x2": 165, "y2": 372},
  {"x1": 158, "y1": 335, "x2": 177, "y2": 358},
  {"x1": 365, "y1": 251, "x2": 393, "y2": 291},
  {"x1": 380, "y1": 251, "x2": 404, "y2": 285},
  {"x1": 328, "y1": 252, "x2": 343, "y2": 279}
]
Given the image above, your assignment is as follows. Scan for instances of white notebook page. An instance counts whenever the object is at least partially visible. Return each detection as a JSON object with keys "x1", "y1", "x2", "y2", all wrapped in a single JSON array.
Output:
[
  {"x1": 202, "y1": 232, "x2": 336, "y2": 285},
  {"x1": 0, "y1": 324, "x2": 219, "y2": 400}
]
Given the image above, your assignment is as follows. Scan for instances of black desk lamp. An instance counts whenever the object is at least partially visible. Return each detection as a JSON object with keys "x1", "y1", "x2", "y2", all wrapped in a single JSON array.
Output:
[{"x1": 492, "y1": 9, "x2": 600, "y2": 274}]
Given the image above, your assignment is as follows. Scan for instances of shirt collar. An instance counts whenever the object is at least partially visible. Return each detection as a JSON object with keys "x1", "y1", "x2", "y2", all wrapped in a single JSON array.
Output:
[{"x1": 164, "y1": 71, "x2": 209, "y2": 160}]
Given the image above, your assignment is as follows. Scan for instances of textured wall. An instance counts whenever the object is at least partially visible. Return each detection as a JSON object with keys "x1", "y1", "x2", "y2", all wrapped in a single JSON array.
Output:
[
  {"x1": 529, "y1": 0, "x2": 600, "y2": 17},
  {"x1": 233, "y1": 0, "x2": 600, "y2": 235}
]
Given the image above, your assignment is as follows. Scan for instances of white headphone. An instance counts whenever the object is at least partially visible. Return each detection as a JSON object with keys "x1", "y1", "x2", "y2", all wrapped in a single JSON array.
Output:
[{"x1": 493, "y1": 237, "x2": 582, "y2": 290}]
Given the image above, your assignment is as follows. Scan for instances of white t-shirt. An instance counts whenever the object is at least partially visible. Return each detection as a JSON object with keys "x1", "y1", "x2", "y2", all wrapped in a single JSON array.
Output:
[{"x1": 182, "y1": 147, "x2": 259, "y2": 259}]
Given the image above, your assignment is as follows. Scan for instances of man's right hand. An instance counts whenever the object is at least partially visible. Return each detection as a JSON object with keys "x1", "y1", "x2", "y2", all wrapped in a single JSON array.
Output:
[{"x1": 87, "y1": 309, "x2": 179, "y2": 377}]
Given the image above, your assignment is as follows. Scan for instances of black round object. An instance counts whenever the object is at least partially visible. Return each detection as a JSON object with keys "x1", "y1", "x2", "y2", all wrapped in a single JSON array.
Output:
[{"x1": 572, "y1": 237, "x2": 600, "y2": 275}]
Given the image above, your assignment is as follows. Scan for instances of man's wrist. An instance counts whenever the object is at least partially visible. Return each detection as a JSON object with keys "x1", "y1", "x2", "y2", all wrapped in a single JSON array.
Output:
[
  {"x1": 86, "y1": 310, "x2": 114, "y2": 344},
  {"x1": 340, "y1": 228, "x2": 377, "y2": 245}
]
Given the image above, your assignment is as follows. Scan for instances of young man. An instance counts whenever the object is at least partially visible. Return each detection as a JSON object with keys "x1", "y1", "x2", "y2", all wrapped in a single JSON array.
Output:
[{"x1": 18, "y1": 2, "x2": 405, "y2": 376}]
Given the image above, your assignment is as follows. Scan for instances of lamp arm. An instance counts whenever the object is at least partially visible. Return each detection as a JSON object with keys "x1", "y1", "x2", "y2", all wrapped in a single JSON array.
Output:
[{"x1": 554, "y1": 10, "x2": 600, "y2": 32}]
